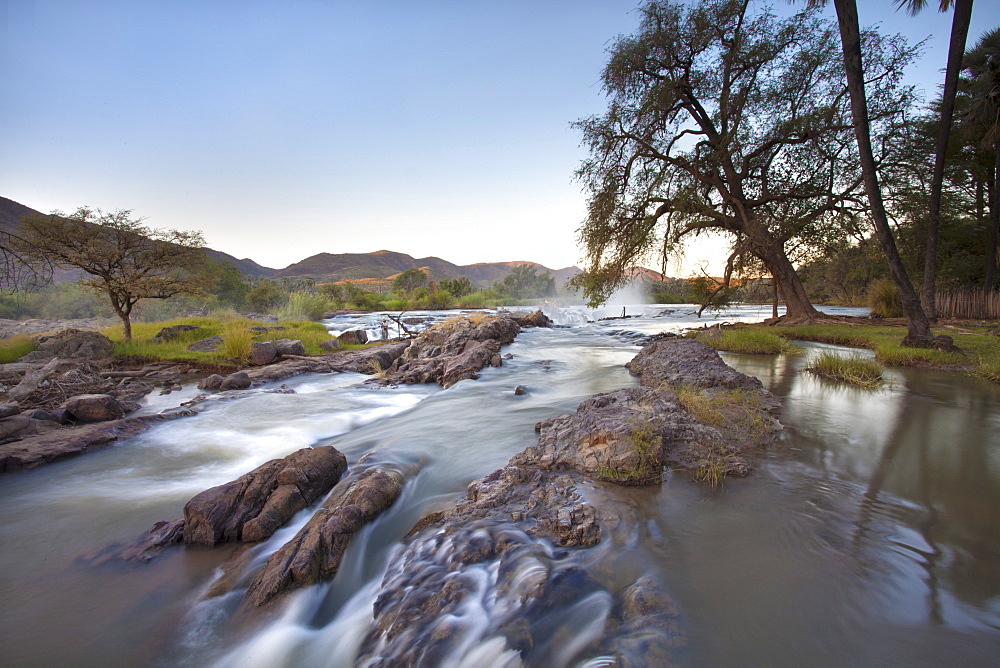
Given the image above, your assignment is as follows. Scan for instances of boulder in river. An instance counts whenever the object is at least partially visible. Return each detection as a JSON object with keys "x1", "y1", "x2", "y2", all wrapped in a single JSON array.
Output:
[
  {"x1": 338, "y1": 329, "x2": 368, "y2": 345},
  {"x1": 61, "y1": 393, "x2": 129, "y2": 423},
  {"x1": 379, "y1": 314, "x2": 520, "y2": 388},
  {"x1": 250, "y1": 341, "x2": 277, "y2": 365},
  {"x1": 183, "y1": 445, "x2": 348, "y2": 546},
  {"x1": 241, "y1": 457, "x2": 421, "y2": 607}
]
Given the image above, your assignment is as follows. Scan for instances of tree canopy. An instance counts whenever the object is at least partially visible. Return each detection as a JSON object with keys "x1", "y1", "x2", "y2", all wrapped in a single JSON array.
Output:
[
  {"x1": 15, "y1": 207, "x2": 207, "y2": 341},
  {"x1": 574, "y1": 0, "x2": 918, "y2": 318}
]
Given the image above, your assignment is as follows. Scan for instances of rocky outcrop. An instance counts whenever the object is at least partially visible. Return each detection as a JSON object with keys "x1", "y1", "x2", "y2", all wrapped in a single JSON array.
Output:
[
  {"x1": 625, "y1": 337, "x2": 769, "y2": 393},
  {"x1": 20, "y1": 329, "x2": 113, "y2": 362},
  {"x1": 241, "y1": 457, "x2": 421, "y2": 608},
  {"x1": 378, "y1": 314, "x2": 520, "y2": 388},
  {"x1": 183, "y1": 445, "x2": 348, "y2": 546},
  {"x1": 0, "y1": 410, "x2": 195, "y2": 472},
  {"x1": 347, "y1": 338, "x2": 778, "y2": 664},
  {"x1": 511, "y1": 309, "x2": 553, "y2": 328}
]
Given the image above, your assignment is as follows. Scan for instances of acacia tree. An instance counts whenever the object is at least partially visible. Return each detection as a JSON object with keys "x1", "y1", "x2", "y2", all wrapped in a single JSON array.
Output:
[
  {"x1": 16, "y1": 207, "x2": 207, "y2": 341},
  {"x1": 573, "y1": 0, "x2": 916, "y2": 318}
]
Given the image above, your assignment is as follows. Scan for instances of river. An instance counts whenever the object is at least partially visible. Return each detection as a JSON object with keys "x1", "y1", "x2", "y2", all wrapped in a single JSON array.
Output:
[{"x1": 1, "y1": 304, "x2": 998, "y2": 666}]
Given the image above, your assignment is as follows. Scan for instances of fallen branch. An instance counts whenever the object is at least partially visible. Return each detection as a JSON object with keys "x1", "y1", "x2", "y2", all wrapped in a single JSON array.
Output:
[{"x1": 7, "y1": 357, "x2": 61, "y2": 403}]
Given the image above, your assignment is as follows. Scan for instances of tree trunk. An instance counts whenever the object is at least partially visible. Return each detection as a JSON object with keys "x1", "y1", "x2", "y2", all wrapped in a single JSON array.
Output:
[
  {"x1": 988, "y1": 143, "x2": 1000, "y2": 289},
  {"x1": 832, "y1": 0, "x2": 933, "y2": 344},
  {"x1": 922, "y1": 0, "x2": 973, "y2": 319},
  {"x1": 754, "y1": 243, "x2": 821, "y2": 320}
]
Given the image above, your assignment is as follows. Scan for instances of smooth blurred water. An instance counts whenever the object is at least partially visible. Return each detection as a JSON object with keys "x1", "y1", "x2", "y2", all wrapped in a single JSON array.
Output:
[{"x1": 1, "y1": 304, "x2": 998, "y2": 666}]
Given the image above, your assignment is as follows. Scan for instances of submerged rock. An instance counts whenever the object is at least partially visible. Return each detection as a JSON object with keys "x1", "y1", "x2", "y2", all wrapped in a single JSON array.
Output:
[{"x1": 184, "y1": 445, "x2": 348, "y2": 546}]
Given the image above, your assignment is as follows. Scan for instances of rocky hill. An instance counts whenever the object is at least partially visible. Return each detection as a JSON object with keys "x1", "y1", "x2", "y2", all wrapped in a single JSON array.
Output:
[{"x1": 1, "y1": 196, "x2": 580, "y2": 286}]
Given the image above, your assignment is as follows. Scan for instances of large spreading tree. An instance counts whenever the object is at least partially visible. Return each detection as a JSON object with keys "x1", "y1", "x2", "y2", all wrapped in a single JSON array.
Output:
[
  {"x1": 16, "y1": 207, "x2": 208, "y2": 341},
  {"x1": 574, "y1": 0, "x2": 917, "y2": 319}
]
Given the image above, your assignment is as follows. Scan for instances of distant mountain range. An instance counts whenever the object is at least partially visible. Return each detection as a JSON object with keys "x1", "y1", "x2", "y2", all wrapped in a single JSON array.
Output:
[{"x1": 0, "y1": 196, "x2": 583, "y2": 286}]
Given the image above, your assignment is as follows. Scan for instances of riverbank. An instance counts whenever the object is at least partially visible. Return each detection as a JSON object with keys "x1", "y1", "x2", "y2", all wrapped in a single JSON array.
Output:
[{"x1": 699, "y1": 316, "x2": 1000, "y2": 382}]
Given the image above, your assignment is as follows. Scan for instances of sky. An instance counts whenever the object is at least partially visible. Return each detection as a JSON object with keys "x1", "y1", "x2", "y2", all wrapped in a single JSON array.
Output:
[{"x1": 2, "y1": 0, "x2": 999, "y2": 275}]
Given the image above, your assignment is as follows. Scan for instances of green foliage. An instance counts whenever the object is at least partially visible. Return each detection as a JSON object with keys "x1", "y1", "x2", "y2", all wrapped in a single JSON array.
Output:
[
  {"x1": 0, "y1": 335, "x2": 36, "y2": 363},
  {"x1": 698, "y1": 329, "x2": 801, "y2": 355},
  {"x1": 278, "y1": 291, "x2": 331, "y2": 321},
  {"x1": 867, "y1": 278, "x2": 904, "y2": 318},
  {"x1": 439, "y1": 276, "x2": 473, "y2": 298},
  {"x1": 494, "y1": 265, "x2": 556, "y2": 300},
  {"x1": 246, "y1": 280, "x2": 285, "y2": 312},
  {"x1": 687, "y1": 275, "x2": 735, "y2": 316},
  {"x1": 392, "y1": 268, "x2": 427, "y2": 293},
  {"x1": 807, "y1": 351, "x2": 887, "y2": 389},
  {"x1": 208, "y1": 259, "x2": 251, "y2": 309}
]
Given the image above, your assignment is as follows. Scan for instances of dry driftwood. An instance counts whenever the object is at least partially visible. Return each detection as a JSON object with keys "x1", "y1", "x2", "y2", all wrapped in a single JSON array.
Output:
[{"x1": 7, "y1": 357, "x2": 61, "y2": 403}]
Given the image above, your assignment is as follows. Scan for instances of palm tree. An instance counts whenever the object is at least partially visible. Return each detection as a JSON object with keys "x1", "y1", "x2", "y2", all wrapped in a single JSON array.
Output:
[
  {"x1": 962, "y1": 28, "x2": 1000, "y2": 288},
  {"x1": 807, "y1": 0, "x2": 933, "y2": 343},
  {"x1": 914, "y1": 0, "x2": 974, "y2": 318}
]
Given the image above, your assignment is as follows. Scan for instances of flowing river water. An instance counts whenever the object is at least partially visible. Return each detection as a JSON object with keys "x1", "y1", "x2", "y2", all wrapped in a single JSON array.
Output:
[{"x1": 2, "y1": 304, "x2": 999, "y2": 666}]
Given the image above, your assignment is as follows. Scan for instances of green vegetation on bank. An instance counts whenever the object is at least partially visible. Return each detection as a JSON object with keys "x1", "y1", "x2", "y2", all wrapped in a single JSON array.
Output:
[
  {"x1": 695, "y1": 328, "x2": 801, "y2": 355},
  {"x1": 747, "y1": 322, "x2": 1000, "y2": 383},
  {"x1": 806, "y1": 351, "x2": 887, "y2": 389},
  {"x1": 101, "y1": 317, "x2": 346, "y2": 364}
]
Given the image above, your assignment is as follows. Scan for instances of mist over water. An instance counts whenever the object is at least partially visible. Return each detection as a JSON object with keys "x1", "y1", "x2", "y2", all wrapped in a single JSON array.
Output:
[{"x1": 1, "y1": 304, "x2": 998, "y2": 666}]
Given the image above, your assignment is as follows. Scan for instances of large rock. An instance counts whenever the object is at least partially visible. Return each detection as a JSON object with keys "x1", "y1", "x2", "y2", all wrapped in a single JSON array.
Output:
[
  {"x1": 148, "y1": 324, "x2": 201, "y2": 343},
  {"x1": 241, "y1": 458, "x2": 420, "y2": 608},
  {"x1": 273, "y1": 338, "x2": 306, "y2": 357},
  {"x1": 20, "y1": 329, "x2": 113, "y2": 362},
  {"x1": 511, "y1": 387, "x2": 710, "y2": 485},
  {"x1": 61, "y1": 393, "x2": 128, "y2": 423},
  {"x1": 183, "y1": 446, "x2": 348, "y2": 546},
  {"x1": 0, "y1": 410, "x2": 195, "y2": 472},
  {"x1": 511, "y1": 309, "x2": 553, "y2": 328},
  {"x1": 219, "y1": 371, "x2": 252, "y2": 391},
  {"x1": 186, "y1": 335, "x2": 224, "y2": 352},
  {"x1": 380, "y1": 314, "x2": 520, "y2": 388},
  {"x1": 625, "y1": 337, "x2": 767, "y2": 393},
  {"x1": 338, "y1": 329, "x2": 369, "y2": 345},
  {"x1": 250, "y1": 341, "x2": 277, "y2": 365}
]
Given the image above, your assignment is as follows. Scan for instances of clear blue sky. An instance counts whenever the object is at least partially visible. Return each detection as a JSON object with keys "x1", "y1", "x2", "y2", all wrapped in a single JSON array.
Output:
[{"x1": 2, "y1": 0, "x2": 998, "y2": 274}]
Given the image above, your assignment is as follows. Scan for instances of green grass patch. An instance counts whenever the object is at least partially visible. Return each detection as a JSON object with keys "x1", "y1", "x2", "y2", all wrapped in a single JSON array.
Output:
[
  {"x1": 806, "y1": 351, "x2": 886, "y2": 389},
  {"x1": 759, "y1": 323, "x2": 999, "y2": 378},
  {"x1": 698, "y1": 328, "x2": 801, "y2": 355},
  {"x1": 101, "y1": 316, "x2": 350, "y2": 364},
  {"x1": 973, "y1": 355, "x2": 1000, "y2": 383},
  {"x1": 0, "y1": 334, "x2": 37, "y2": 363}
]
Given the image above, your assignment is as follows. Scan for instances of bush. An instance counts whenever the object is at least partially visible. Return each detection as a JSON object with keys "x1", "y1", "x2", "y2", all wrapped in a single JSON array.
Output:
[
  {"x1": 867, "y1": 278, "x2": 903, "y2": 318},
  {"x1": 278, "y1": 291, "x2": 331, "y2": 321}
]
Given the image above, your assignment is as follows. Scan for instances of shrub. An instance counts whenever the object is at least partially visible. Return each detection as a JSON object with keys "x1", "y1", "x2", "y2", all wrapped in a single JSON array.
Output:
[
  {"x1": 867, "y1": 278, "x2": 903, "y2": 318},
  {"x1": 278, "y1": 291, "x2": 331, "y2": 321}
]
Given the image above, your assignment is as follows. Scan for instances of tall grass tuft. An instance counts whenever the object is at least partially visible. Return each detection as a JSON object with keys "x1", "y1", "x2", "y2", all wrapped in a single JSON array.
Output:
[
  {"x1": 974, "y1": 355, "x2": 1000, "y2": 383},
  {"x1": 278, "y1": 292, "x2": 331, "y2": 322},
  {"x1": 699, "y1": 328, "x2": 801, "y2": 355},
  {"x1": 807, "y1": 351, "x2": 886, "y2": 389},
  {"x1": 221, "y1": 321, "x2": 253, "y2": 362},
  {"x1": 867, "y1": 278, "x2": 903, "y2": 318}
]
